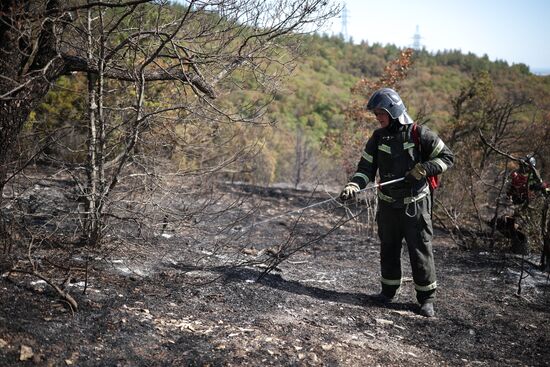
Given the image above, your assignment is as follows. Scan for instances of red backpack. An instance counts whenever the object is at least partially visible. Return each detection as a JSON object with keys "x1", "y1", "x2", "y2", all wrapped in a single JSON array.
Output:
[{"x1": 411, "y1": 123, "x2": 440, "y2": 191}]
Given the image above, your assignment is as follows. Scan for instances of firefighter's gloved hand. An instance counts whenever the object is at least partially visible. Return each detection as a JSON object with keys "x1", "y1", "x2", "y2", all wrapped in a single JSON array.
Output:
[
  {"x1": 405, "y1": 163, "x2": 427, "y2": 183},
  {"x1": 339, "y1": 182, "x2": 360, "y2": 201}
]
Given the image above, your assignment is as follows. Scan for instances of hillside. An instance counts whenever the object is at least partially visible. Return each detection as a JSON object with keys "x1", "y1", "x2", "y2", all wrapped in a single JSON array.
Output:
[
  {"x1": 225, "y1": 34, "x2": 550, "y2": 186},
  {"x1": 28, "y1": 32, "x2": 550, "y2": 187},
  {"x1": 22, "y1": 25, "x2": 550, "y2": 257}
]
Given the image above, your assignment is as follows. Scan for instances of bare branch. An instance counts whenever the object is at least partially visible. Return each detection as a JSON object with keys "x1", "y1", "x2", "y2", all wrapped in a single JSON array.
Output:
[
  {"x1": 478, "y1": 128, "x2": 543, "y2": 184},
  {"x1": 9, "y1": 268, "x2": 78, "y2": 311},
  {"x1": 62, "y1": 55, "x2": 216, "y2": 98}
]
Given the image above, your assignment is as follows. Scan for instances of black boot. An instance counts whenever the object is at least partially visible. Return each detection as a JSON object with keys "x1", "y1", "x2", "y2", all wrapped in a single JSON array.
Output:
[
  {"x1": 374, "y1": 291, "x2": 398, "y2": 304},
  {"x1": 420, "y1": 302, "x2": 435, "y2": 317}
]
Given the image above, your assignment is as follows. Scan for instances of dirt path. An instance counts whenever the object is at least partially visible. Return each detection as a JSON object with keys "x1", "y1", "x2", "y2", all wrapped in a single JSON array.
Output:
[{"x1": 1, "y1": 186, "x2": 549, "y2": 366}]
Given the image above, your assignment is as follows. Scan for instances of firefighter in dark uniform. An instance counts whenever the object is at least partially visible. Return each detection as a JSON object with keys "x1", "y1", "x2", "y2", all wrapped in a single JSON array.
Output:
[
  {"x1": 507, "y1": 156, "x2": 548, "y2": 205},
  {"x1": 339, "y1": 88, "x2": 454, "y2": 317}
]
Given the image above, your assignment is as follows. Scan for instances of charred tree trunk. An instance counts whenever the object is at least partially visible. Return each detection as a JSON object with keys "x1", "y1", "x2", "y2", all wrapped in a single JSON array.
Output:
[{"x1": 0, "y1": 0, "x2": 66, "y2": 238}]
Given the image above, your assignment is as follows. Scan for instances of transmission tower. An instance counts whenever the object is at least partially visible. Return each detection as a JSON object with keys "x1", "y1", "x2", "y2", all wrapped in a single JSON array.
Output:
[
  {"x1": 340, "y1": 2, "x2": 349, "y2": 41},
  {"x1": 412, "y1": 25, "x2": 423, "y2": 50}
]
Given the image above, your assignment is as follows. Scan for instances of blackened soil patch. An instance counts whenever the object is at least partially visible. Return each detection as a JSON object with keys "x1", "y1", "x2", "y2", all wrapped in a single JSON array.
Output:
[{"x1": 1, "y1": 184, "x2": 549, "y2": 366}]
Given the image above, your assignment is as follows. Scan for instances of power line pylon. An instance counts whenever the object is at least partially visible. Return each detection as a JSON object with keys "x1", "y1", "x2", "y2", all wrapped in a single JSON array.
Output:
[
  {"x1": 341, "y1": 2, "x2": 349, "y2": 41},
  {"x1": 412, "y1": 25, "x2": 423, "y2": 50}
]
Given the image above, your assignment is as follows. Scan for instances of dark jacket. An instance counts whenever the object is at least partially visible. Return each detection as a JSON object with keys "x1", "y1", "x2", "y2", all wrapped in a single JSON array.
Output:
[{"x1": 349, "y1": 122, "x2": 454, "y2": 199}]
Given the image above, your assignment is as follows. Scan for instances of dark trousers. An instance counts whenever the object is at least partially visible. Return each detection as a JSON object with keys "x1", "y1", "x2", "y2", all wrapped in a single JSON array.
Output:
[{"x1": 376, "y1": 195, "x2": 436, "y2": 304}]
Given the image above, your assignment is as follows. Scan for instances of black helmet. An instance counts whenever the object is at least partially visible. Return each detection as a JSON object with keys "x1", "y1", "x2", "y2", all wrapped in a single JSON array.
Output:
[
  {"x1": 519, "y1": 155, "x2": 536, "y2": 171},
  {"x1": 366, "y1": 88, "x2": 413, "y2": 125}
]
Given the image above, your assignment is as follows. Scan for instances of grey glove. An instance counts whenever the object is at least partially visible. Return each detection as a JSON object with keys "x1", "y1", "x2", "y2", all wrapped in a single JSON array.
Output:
[
  {"x1": 339, "y1": 182, "x2": 360, "y2": 200},
  {"x1": 405, "y1": 163, "x2": 427, "y2": 183}
]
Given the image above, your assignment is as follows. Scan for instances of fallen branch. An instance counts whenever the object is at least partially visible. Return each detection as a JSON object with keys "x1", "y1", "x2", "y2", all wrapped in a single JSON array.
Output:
[{"x1": 9, "y1": 268, "x2": 78, "y2": 312}]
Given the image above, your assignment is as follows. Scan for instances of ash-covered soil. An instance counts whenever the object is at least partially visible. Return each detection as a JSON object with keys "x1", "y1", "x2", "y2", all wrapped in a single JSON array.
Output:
[{"x1": 1, "y1": 183, "x2": 549, "y2": 366}]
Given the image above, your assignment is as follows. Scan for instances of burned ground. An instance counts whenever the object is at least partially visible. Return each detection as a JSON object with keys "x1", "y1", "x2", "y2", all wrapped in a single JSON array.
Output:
[{"x1": 1, "y1": 183, "x2": 549, "y2": 366}]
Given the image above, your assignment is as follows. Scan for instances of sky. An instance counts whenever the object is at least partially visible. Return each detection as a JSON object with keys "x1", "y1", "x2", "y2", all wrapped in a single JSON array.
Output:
[{"x1": 326, "y1": 0, "x2": 550, "y2": 72}]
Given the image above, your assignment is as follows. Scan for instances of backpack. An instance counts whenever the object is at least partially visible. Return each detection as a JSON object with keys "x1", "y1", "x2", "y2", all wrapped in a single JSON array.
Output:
[{"x1": 411, "y1": 123, "x2": 440, "y2": 191}]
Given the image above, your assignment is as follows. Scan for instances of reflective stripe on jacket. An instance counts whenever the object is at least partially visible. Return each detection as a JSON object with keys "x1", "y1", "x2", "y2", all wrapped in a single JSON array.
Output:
[{"x1": 350, "y1": 123, "x2": 454, "y2": 200}]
